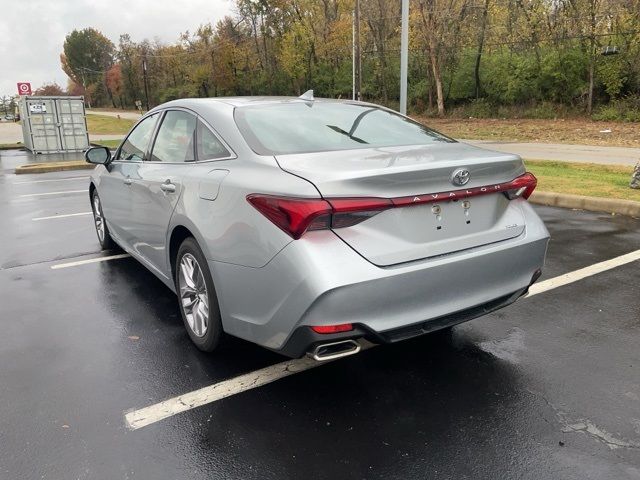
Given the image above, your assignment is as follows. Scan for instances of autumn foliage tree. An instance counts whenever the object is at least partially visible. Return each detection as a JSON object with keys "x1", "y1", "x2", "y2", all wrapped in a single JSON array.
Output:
[
  {"x1": 61, "y1": 28, "x2": 115, "y2": 107},
  {"x1": 59, "y1": 0, "x2": 640, "y2": 118},
  {"x1": 105, "y1": 64, "x2": 124, "y2": 107},
  {"x1": 34, "y1": 83, "x2": 66, "y2": 96}
]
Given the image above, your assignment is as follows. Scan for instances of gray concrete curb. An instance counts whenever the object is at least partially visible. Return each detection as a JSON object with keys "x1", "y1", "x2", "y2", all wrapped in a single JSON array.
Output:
[
  {"x1": 530, "y1": 191, "x2": 640, "y2": 218},
  {"x1": 15, "y1": 161, "x2": 95, "y2": 175}
]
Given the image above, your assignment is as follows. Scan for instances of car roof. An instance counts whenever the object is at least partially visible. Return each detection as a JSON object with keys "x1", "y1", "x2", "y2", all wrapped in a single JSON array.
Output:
[{"x1": 155, "y1": 96, "x2": 380, "y2": 109}]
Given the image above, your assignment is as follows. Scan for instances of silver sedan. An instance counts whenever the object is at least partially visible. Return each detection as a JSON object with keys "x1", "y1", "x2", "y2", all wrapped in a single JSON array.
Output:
[{"x1": 85, "y1": 95, "x2": 549, "y2": 360}]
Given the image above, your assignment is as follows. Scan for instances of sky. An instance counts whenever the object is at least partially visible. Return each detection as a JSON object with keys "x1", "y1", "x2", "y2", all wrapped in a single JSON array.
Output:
[{"x1": 0, "y1": 0, "x2": 233, "y2": 97}]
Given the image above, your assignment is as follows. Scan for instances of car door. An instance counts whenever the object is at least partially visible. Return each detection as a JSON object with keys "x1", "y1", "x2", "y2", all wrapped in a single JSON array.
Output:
[
  {"x1": 99, "y1": 113, "x2": 159, "y2": 248},
  {"x1": 130, "y1": 109, "x2": 197, "y2": 277}
]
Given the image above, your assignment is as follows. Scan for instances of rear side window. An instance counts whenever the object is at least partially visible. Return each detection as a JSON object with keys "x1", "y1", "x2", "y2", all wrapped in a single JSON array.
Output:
[
  {"x1": 234, "y1": 102, "x2": 454, "y2": 155},
  {"x1": 197, "y1": 120, "x2": 230, "y2": 160},
  {"x1": 150, "y1": 110, "x2": 196, "y2": 162},
  {"x1": 117, "y1": 113, "x2": 159, "y2": 161}
]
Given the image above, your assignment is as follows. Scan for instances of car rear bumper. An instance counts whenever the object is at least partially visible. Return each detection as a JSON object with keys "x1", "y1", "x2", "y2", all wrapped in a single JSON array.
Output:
[
  {"x1": 209, "y1": 202, "x2": 549, "y2": 355},
  {"x1": 277, "y1": 283, "x2": 534, "y2": 358}
]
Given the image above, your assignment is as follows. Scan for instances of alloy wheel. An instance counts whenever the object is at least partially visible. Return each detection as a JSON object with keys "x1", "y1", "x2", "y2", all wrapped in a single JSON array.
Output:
[
  {"x1": 93, "y1": 195, "x2": 105, "y2": 242},
  {"x1": 178, "y1": 253, "x2": 209, "y2": 337}
]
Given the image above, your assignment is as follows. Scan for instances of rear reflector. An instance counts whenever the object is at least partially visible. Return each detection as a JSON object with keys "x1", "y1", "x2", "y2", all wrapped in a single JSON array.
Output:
[
  {"x1": 247, "y1": 172, "x2": 537, "y2": 239},
  {"x1": 311, "y1": 323, "x2": 354, "y2": 334}
]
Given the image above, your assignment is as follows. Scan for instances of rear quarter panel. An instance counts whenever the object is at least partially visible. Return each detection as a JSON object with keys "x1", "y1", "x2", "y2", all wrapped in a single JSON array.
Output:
[{"x1": 167, "y1": 157, "x2": 321, "y2": 269}]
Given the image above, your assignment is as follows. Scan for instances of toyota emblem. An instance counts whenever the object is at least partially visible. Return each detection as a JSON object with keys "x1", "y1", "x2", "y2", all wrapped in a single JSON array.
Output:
[{"x1": 451, "y1": 168, "x2": 470, "y2": 186}]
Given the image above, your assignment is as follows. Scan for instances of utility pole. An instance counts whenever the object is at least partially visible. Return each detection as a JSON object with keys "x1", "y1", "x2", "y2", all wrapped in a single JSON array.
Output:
[
  {"x1": 142, "y1": 57, "x2": 150, "y2": 112},
  {"x1": 400, "y1": 0, "x2": 409, "y2": 114},
  {"x1": 211, "y1": 48, "x2": 217, "y2": 97},
  {"x1": 354, "y1": 0, "x2": 362, "y2": 101},
  {"x1": 352, "y1": 13, "x2": 356, "y2": 100}
]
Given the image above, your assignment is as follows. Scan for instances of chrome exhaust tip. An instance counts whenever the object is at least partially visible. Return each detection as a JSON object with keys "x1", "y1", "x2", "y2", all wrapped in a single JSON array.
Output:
[{"x1": 309, "y1": 339, "x2": 361, "y2": 362}]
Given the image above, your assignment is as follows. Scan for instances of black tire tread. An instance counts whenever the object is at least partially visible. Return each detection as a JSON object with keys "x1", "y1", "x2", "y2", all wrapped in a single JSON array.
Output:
[{"x1": 91, "y1": 190, "x2": 116, "y2": 250}]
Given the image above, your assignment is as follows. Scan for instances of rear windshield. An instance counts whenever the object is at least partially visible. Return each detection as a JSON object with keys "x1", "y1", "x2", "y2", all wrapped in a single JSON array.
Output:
[{"x1": 234, "y1": 102, "x2": 455, "y2": 155}]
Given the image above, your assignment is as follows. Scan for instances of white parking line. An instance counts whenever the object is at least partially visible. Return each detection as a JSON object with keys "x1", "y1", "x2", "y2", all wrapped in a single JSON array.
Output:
[
  {"x1": 526, "y1": 248, "x2": 640, "y2": 297},
  {"x1": 51, "y1": 253, "x2": 130, "y2": 270},
  {"x1": 19, "y1": 190, "x2": 86, "y2": 198},
  {"x1": 32, "y1": 212, "x2": 92, "y2": 221},
  {"x1": 126, "y1": 355, "x2": 336, "y2": 430},
  {"x1": 124, "y1": 248, "x2": 640, "y2": 431},
  {"x1": 13, "y1": 176, "x2": 88, "y2": 185}
]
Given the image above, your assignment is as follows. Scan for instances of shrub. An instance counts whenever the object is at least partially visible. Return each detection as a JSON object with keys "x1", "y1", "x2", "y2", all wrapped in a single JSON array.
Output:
[
  {"x1": 465, "y1": 98, "x2": 495, "y2": 118},
  {"x1": 593, "y1": 95, "x2": 640, "y2": 122}
]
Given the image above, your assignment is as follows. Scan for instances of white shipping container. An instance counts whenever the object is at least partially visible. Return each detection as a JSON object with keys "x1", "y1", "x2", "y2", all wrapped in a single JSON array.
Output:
[{"x1": 18, "y1": 96, "x2": 90, "y2": 154}]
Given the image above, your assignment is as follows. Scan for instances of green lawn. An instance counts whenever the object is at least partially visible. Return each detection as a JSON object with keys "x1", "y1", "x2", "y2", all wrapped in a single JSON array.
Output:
[
  {"x1": 92, "y1": 139, "x2": 123, "y2": 149},
  {"x1": 0, "y1": 143, "x2": 23, "y2": 149},
  {"x1": 86, "y1": 115, "x2": 135, "y2": 135},
  {"x1": 525, "y1": 160, "x2": 640, "y2": 202}
]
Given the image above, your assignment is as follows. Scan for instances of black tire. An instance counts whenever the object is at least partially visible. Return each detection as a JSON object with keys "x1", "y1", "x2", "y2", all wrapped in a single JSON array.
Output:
[
  {"x1": 91, "y1": 190, "x2": 116, "y2": 250},
  {"x1": 174, "y1": 237, "x2": 223, "y2": 352}
]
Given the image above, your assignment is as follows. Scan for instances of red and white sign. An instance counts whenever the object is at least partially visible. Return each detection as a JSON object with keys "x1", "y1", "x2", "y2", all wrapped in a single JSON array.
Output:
[{"x1": 17, "y1": 82, "x2": 32, "y2": 96}]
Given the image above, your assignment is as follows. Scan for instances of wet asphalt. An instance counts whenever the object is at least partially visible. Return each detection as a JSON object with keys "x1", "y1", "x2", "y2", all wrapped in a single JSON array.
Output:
[{"x1": 1, "y1": 149, "x2": 639, "y2": 479}]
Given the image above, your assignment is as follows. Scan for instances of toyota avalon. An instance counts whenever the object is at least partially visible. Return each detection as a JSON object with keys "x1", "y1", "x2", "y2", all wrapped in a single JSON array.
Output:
[{"x1": 85, "y1": 93, "x2": 549, "y2": 360}]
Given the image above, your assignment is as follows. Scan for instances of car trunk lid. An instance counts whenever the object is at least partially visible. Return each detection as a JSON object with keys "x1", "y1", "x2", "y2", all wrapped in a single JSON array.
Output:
[{"x1": 275, "y1": 143, "x2": 528, "y2": 266}]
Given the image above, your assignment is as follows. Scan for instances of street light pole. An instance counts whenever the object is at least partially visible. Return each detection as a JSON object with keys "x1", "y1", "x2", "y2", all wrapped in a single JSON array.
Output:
[
  {"x1": 142, "y1": 57, "x2": 150, "y2": 112},
  {"x1": 352, "y1": 12, "x2": 356, "y2": 100},
  {"x1": 354, "y1": 0, "x2": 362, "y2": 101},
  {"x1": 400, "y1": 0, "x2": 409, "y2": 115}
]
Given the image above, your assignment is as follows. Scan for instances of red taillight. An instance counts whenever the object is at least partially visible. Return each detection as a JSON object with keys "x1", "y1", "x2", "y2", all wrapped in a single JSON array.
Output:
[
  {"x1": 246, "y1": 195, "x2": 332, "y2": 239},
  {"x1": 310, "y1": 323, "x2": 354, "y2": 334},
  {"x1": 247, "y1": 195, "x2": 391, "y2": 238},
  {"x1": 247, "y1": 172, "x2": 537, "y2": 239},
  {"x1": 503, "y1": 172, "x2": 537, "y2": 200}
]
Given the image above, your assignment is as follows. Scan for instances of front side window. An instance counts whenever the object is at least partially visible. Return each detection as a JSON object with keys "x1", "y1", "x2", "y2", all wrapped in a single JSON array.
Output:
[
  {"x1": 197, "y1": 120, "x2": 230, "y2": 160},
  {"x1": 234, "y1": 102, "x2": 455, "y2": 155},
  {"x1": 117, "y1": 113, "x2": 159, "y2": 161},
  {"x1": 150, "y1": 111, "x2": 196, "y2": 162}
]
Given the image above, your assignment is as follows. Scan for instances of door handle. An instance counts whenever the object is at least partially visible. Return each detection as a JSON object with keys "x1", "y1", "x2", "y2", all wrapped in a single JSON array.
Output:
[
  {"x1": 123, "y1": 177, "x2": 132, "y2": 186},
  {"x1": 160, "y1": 181, "x2": 176, "y2": 193}
]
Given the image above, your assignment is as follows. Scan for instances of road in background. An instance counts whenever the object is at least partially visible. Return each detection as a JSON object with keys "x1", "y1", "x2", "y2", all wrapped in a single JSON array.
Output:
[
  {"x1": 0, "y1": 121, "x2": 22, "y2": 144},
  {"x1": 466, "y1": 139, "x2": 640, "y2": 165}
]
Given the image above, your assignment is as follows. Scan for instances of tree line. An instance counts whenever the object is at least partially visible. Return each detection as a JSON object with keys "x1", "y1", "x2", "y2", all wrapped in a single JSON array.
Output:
[{"x1": 55, "y1": 0, "x2": 640, "y2": 119}]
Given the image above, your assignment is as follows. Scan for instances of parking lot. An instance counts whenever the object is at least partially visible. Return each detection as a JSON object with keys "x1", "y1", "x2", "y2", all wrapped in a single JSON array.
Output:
[{"x1": 1, "y1": 152, "x2": 639, "y2": 479}]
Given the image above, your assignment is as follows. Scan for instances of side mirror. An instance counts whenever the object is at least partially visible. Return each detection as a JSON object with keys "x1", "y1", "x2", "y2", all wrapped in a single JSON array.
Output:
[{"x1": 85, "y1": 146, "x2": 111, "y2": 165}]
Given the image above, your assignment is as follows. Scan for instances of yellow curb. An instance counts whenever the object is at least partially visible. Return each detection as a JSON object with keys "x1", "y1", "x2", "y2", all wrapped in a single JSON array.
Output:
[
  {"x1": 530, "y1": 191, "x2": 640, "y2": 218},
  {"x1": 15, "y1": 161, "x2": 95, "y2": 175}
]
